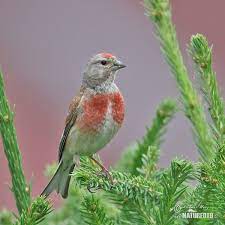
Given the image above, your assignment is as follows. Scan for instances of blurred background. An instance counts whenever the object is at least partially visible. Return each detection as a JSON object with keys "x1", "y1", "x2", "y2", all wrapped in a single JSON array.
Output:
[{"x1": 1, "y1": 0, "x2": 225, "y2": 211}]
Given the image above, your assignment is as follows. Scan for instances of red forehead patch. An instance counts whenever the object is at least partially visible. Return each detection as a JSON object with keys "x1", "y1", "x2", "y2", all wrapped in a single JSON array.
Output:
[{"x1": 100, "y1": 53, "x2": 114, "y2": 59}]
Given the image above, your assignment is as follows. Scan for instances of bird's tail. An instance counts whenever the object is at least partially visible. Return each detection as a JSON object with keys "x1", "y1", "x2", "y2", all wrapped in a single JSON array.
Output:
[{"x1": 41, "y1": 161, "x2": 75, "y2": 199}]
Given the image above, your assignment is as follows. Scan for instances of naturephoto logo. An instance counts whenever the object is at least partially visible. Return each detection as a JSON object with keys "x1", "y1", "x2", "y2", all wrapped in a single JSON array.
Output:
[{"x1": 173, "y1": 204, "x2": 214, "y2": 219}]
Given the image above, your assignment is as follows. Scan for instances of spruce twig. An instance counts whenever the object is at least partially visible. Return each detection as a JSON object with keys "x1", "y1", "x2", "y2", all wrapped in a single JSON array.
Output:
[
  {"x1": 15, "y1": 197, "x2": 52, "y2": 225},
  {"x1": 41, "y1": 170, "x2": 84, "y2": 225},
  {"x1": 81, "y1": 195, "x2": 115, "y2": 225},
  {"x1": 74, "y1": 157, "x2": 159, "y2": 225},
  {"x1": 144, "y1": 0, "x2": 215, "y2": 161},
  {"x1": 154, "y1": 160, "x2": 193, "y2": 225},
  {"x1": 0, "y1": 209, "x2": 14, "y2": 225},
  {"x1": 188, "y1": 34, "x2": 225, "y2": 224},
  {"x1": 118, "y1": 98, "x2": 176, "y2": 175},
  {"x1": 0, "y1": 71, "x2": 31, "y2": 214},
  {"x1": 137, "y1": 145, "x2": 160, "y2": 179},
  {"x1": 75, "y1": 157, "x2": 159, "y2": 203},
  {"x1": 189, "y1": 34, "x2": 225, "y2": 142}
]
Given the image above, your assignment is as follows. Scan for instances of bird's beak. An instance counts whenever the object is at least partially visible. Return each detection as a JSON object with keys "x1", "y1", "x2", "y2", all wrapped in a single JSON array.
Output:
[{"x1": 113, "y1": 60, "x2": 126, "y2": 71}]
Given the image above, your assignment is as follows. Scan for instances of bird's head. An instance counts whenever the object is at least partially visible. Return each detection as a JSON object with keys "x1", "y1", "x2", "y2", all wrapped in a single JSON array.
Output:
[{"x1": 82, "y1": 53, "x2": 126, "y2": 88}]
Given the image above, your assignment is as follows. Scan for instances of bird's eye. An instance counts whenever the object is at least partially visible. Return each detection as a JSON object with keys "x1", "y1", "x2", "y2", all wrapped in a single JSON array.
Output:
[{"x1": 100, "y1": 60, "x2": 107, "y2": 66}]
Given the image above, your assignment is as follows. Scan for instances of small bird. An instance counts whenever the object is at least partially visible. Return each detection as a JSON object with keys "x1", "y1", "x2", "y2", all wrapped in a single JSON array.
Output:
[{"x1": 41, "y1": 53, "x2": 126, "y2": 198}]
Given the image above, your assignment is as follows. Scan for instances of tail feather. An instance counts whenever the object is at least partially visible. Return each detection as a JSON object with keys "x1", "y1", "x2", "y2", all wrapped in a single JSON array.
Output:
[
  {"x1": 41, "y1": 161, "x2": 75, "y2": 198},
  {"x1": 59, "y1": 163, "x2": 75, "y2": 198}
]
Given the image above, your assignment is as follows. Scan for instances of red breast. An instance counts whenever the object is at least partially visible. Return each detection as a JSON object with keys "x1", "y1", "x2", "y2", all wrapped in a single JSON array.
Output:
[
  {"x1": 111, "y1": 92, "x2": 125, "y2": 124},
  {"x1": 77, "y1": 92, "x2": 125, "y2": 132}
]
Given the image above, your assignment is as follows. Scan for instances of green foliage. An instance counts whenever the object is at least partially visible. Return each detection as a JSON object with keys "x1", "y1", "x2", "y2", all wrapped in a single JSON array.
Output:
[
  {"x1": 154, "y1": 160, "x2": 193, "y2": 225},
  {"x1": 81, "y1": 195, "x2": 115, "y2": 225},
  {"x1": 15, "y1": 197, "x2": 52, "y2": 225},
  {"x1": 118, "y1": 99, "x2": 176, "y2": 175},
  {"x1": 137, "y1": 145, "x2": 159, "y2": 179},
  {"x1": 0, "y1": 210, "x2": 14, "y2": 225},
  {"x1": 75, "y1": 157, "x2": 159, "y2": 204},
  {"x1": 144, "y1": 0, "x2": 215, "y2": 161},
  {"x1": 1, "y1": 1, "x2": 225, "y2": 225},
  {"x1": 187, "y1": 34, "x2": 225, "y2": 224},
  {"x1": 115, "y1": 143, "x2": 138, "y2": 173},
  {"x1": 0, "y1": 71, "x2": 31, "y2": 214},
  {"x1": 187, "y1": 176, "x2": 225, "y2": 225},
  {"x1": 75, "y1": 157, "x2": 160, "y2": 225},
  {"x1": 40, "y1": 184, "x2": 84, "y2": 225},
  {"x1": 189, "y1": 34, "x2": 225, "y2": 142}
]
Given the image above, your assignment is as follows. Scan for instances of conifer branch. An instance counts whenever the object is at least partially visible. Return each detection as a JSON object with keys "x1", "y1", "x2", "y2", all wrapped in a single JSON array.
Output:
[
  {"x1": 144, "y1": 0, "x2": 215, "y2": 161},
  {"x1": 74, "y1": 157, "x2": 159, "y2": 225},
  {"x1": 189, "y1": 34, "x2": 225, "y2": 142},
  {"x1": 0, "y1": 70, "x2": 31, "y2": 214},
  {"x1": 0, "y1": 209, "x2": 14, "y2": 225},
  {"x1": 137, "y1": 145, "x2": 159, "y2": 179},
  {"x1": 81, "y1": 195, "x2": 115, "y2": 225},
  {"x1": 114, "y1": 197, "x2": 155, "y2": 225},
  {"x1": 118, "y1": 99, "x2": 176, "y2": 175},
  {"x1": 75, "y1": 157, "x2": 159, "y2": 203},
  {"x1": 154, "y1": 160, "x2": 193, "y2": 225},
  {"x1": 15, "y1": 197, "x2": 52, "y2": 225},
  {"x1": 41, "y1": 174, "x2": 84, "y2": 225},
  {"x1": 185, "y1": 162, "x2": 225, "y2": 224},
  {"x1": 187, "y1": 34, "x2": 225, "y2": 224}
]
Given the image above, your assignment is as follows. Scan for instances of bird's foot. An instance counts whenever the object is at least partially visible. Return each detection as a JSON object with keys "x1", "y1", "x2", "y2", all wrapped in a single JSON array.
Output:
[
  {"x1": 90, "y1": 156, "x2": 114, "y2": 185},
  {"x1": 87, "y1": 184, "x2": 101, "y2": 193},
  {"x1": 96, "y1": 168, "x2": 114, "y2": 185},
  {"x1": 87, "y1": 169, "x2": 114, "y2": 193}
]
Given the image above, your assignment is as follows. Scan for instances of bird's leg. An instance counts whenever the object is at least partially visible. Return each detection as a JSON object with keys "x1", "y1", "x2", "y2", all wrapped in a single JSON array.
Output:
[
  {"x1": 73, "y1": 155, "x2": 80, "y2": 168},
  {"x1": 90, "y1": 156, "x2": 113, "y2": 184}
]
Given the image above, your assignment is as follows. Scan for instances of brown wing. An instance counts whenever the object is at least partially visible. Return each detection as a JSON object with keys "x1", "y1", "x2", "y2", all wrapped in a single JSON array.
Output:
[{"x1": 58, "y1": 86, "x2": 85, "y2": 162}]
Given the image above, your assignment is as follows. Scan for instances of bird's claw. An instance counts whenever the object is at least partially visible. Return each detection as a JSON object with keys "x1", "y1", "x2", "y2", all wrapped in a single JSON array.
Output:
[
  {"x1": 96, "y1": 169, "x2": 114, "y2": 186},
  {"x1": 87, "y1": 183, "x2": 101, "y2": 193},
  {"x1": 87, "y1": 169, "x2": 114, "y2": 193}
]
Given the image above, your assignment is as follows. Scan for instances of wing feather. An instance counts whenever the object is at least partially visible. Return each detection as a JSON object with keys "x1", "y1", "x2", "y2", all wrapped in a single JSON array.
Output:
[{"x1": 58, "y1": 86, "x2": 85, "y2": 162}]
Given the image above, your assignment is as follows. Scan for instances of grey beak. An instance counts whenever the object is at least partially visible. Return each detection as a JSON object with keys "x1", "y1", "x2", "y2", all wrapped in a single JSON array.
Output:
[{"x1": 114, "y1": 60, "x2": 126, "y2": 70}]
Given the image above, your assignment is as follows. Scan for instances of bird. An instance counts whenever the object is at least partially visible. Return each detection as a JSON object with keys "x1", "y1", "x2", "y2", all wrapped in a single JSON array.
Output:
[{"x1": 41, "y1": 52, "x2": 126, "y2": 198}]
